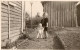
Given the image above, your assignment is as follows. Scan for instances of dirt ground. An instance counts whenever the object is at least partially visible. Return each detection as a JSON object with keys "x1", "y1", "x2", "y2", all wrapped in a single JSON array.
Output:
[
  {"x1": 17, "y1": 28, "x2": 53, "y2": 49},
  {"x1": 3, "y1": 27, "x2": 80, "y2": 49},
  {"x1": 56, "y1": 27, "x2": 80, "y2": 49},
  {"x1": 7, "y1": 27, "x2": 80, "y2": 49},
  {"x1": 17, "y1": 28, "x2": 64, "y2": 49}
]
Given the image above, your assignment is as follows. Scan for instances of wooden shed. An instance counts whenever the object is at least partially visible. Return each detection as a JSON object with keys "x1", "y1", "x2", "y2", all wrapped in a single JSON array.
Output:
[
  {"x1": 42, "y1": 1, "x2": 79, "y2": 28},
  {"x1": 1, "y1": 1, "x2": 24, "y2": 47}
]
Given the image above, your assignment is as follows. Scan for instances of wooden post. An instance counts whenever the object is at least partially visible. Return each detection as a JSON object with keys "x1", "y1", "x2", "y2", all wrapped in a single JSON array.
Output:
[
  {"x1": 24, "y1": 1, "x2": 25, "y2": 29},
  {"x1": 8, "y1": 1, "x2": 10, "y2": 39},
  {"x1": 21, "y1": 1, "x2": 23, "y2": 33}
]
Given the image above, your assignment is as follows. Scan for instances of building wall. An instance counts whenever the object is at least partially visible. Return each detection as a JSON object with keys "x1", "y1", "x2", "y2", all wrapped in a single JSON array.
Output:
[
  {"x1": 1, "y1": 1, "x2": 9, "y2": 42},
  {"x1": 1, "y1": 1, "x2": 22, "y2": 46},
  {"x1": 42, "y1": 1, "x2": 78, "y2": 28}
]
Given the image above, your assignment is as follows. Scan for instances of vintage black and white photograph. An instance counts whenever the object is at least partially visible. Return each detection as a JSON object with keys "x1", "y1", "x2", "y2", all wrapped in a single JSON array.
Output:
[{"x1": 1, "y1": 0, "x2": 80, "y2": 50}]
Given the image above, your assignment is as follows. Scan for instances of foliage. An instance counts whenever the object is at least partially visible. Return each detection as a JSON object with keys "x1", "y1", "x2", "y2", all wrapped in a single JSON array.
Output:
[{"x1": 25, "y1": 15, "x2": 43, "y2": 28}]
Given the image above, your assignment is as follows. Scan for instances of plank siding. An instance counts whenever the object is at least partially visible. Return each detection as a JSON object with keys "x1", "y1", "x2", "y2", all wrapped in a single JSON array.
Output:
[
  {"x1": 1, "y1": 1, "x2": 22, "y2": 46},
  {"x1": 42, "y1": 1, "x2": 77, "y2": 28},
  {"x1": 9, "y1": 1, "x2": 22, "y2": 42},
  {"x1": 1, "y1": 2, "x2": 8, "y2": 41}
]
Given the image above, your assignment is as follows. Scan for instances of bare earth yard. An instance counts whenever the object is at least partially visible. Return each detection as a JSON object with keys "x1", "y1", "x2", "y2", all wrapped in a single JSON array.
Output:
[
  {"x1": 17, "y1": 28, "x2": 64, "y2": 49},
  {"x1": 13, "y1": 27, "x2": 80, "y2": 49}
]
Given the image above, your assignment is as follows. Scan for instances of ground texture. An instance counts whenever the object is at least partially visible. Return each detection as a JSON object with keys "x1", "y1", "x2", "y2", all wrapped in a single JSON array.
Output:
[
  {"x1": 3, "y1": 27, "x2": 80, "y2": 49},
  {"x1": 17, "y1": 28, "x2": 64, "y2": 49},
  {"x1": 56, "y1": 27, "x2": 80, "y2": 50}
]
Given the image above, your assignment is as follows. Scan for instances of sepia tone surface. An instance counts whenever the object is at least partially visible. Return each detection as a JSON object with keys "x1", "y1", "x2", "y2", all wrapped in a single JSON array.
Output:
[{"x1": 1, "y1": 1, "x2": 80, "y2": 50}]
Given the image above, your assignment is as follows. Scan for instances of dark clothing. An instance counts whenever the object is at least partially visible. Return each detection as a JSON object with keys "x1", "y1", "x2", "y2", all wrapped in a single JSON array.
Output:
[
  {"x1": 41, "y1": 18, "x2": 48, "y2": 27},
  {"x1": 41, "y1": 18, "x2": 48, "y2": 31},
  {"x1": 44, "y1": 27, "x2": 48, "y2": 31}
]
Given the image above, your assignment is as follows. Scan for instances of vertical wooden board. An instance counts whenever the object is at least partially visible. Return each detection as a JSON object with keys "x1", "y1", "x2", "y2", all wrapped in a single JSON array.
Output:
[
  {"x1": 66, "y1": 3, "x2": 69, "y2": 27},
  {"x1": 63, "y1": 7, "x2": 64, "y2": 27},
  {"x1": 63, "y1": 4, "x2": 65, "y2": 27},
  {"x1": 58, "y1": 4, "x2": 60, "y2": 27},
  {"x1": 65, "y1": 4, "x2": 67, "y2": 27},
  {"x1": 62, "y1": 3, "x2": 64, "y2": 27},
  {"x1": 56, "y1": 11, "x2": 57, "y2": 27},
  {"x1": 67, "y1": 3, "x2": 69, "y2": 27},
  {"x1": 51, "y1": 2, "x2": 53, "y2": 26},
  {"x1": 57, "y1": 9, "x2": 58, "y2": 27},
  {"x1": 65, "y1": 2, "x2": 68, "y2": 27},
  {"x1": 54, "y1": 3, "x2": 57, "y2": 27},
  {"x1": 53, "y1": 2, "x2": 54, "y2": 27},
  {"x1": 51, "y1": 2, "x2": 53, "y2": 27},
  {"x1": 60, "y1": 3, "x2": 62, "y2": 27},
  {"x1": 73, "y1": 4, "x2": 76, "y2": 27},
  {"x1": 70, "y1": 3, "x2": 72, "y2": 27},
  {"x1": 53, "y1": 3, "x2": 56, "y2": 27},
  {"x1": 50, "y1": 2, "x2": 52, "y2": 27},
  {"x1": 72, "y1": 2, "x2": 76, "y2": 27},
  {"x1": 68, "y1": 3, "x2": 70, "y2": 27},
  {"x1": 48, "y1": 2, "x2": 51, "y2": 28},
  {"x1": 72, "y1": 4, "x2": 74, "y2": 27},
  {"x1": 59, "y1": 2, "x2": 61, "y2": 27},
  {"x1": 71, "y1": 3, "x2": 75, "y2": 27},
  {"x1": 57, "y1": 5, "x2": 60, "y2": 27},
  {"x1": 72, "y1": 3, "x2": 74, "y2": 27},
  {"x1": 57, "y1": 10, "x2": 58, "y2": 27},
  {"x1": 55, "y1": 10, "x2": 57, "y2": 27}
]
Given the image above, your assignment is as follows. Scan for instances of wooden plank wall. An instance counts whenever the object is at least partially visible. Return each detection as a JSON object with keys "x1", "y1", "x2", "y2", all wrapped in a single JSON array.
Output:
[
  {"x1": 9, "y1": 1, "x2": 22, "y2": 42},
  {"x1": 43, "y1": 1, "x2": 77, "y2": 28},
  {"x1": 1, "y1": 1, "x2": 22, "y2": 42},
  {"x1": 1, "y1": 1, "x2": 9, "y2": 41}
]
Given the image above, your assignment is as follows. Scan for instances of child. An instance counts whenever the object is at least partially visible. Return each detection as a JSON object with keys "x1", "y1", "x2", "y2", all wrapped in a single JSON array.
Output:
[{"x1": 37, "y1": 23, "x2": 44, "y2": 39}]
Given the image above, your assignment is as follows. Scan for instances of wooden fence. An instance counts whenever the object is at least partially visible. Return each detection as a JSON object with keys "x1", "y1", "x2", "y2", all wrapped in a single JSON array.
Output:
[{"x1": 42, "y1": 1, "x2": 78, "y2": 28}]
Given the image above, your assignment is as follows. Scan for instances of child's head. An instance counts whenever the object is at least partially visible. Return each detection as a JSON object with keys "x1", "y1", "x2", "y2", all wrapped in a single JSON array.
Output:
[{"x1": 39, "y1": 23, "x2": 42, "y2": 27}]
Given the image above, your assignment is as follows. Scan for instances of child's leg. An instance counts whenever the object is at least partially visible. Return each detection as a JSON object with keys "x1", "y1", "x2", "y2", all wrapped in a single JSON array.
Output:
[
  {"x1": 37, "y1": 32, "x2": 40, "y2": 38},
  {"x1": 46, "y1": 31, "x2": 48, "y2": 38},
  {"x1": 39, "y1": 30, "x2": 42, "y2": 38},
  {"x1": 41, "y1": 30, "x2": 44, "y2": 38},
  {"x1": 41, "y1": 33, "x2": 43, "y2": 38}
]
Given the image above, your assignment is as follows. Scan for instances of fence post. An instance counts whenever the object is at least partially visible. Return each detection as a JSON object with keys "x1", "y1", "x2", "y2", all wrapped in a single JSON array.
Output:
[{"x1": 8, "y1": 1, "x2": 10, "y2": 39}]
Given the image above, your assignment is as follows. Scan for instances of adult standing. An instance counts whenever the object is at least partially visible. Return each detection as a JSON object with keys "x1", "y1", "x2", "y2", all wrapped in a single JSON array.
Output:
[{"x1": 41, "y1": 12, "x2": 48, "y2": 39}]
